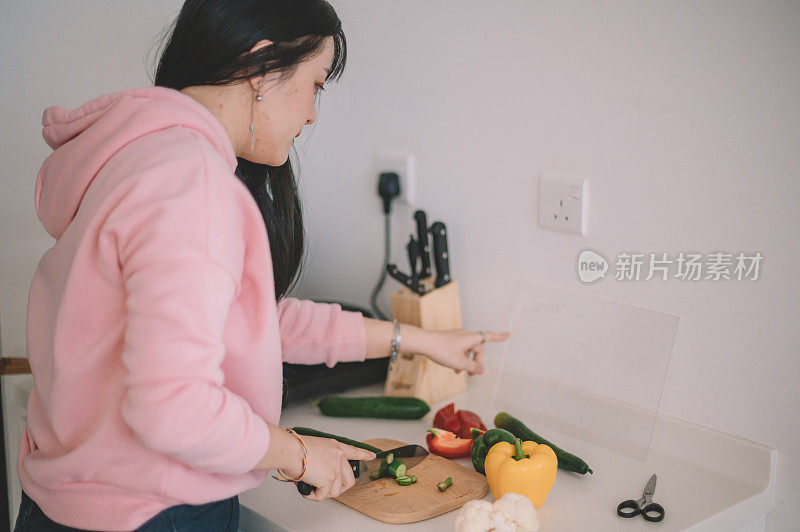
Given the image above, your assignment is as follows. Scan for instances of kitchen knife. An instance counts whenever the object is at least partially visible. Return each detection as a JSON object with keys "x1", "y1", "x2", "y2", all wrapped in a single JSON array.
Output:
[
  {"x1": 429, "y1": 221, "x2": 451, "y2": 288},
  {"x1": 386, "y1": 264, "x2": 426, "y2": 296},
  {"x1": 406, "y1": 234, "x2": 420, "y2": 284},
  {"x1": 297, "y1": 444, "x2": 428, "y2": 495},
  {"x1": 414, "y1": 210, "x2": 432, "y2": 279}
]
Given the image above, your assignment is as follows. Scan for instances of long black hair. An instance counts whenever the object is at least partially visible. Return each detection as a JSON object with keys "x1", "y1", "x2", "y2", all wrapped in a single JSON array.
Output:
[{"x1": 151, "y1": 0, "x2": 346, "y2": 301}]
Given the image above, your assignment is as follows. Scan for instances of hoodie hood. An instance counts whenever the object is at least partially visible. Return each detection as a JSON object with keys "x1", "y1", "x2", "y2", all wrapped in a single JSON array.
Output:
[{"x1": 36, "y1": 86, "x2": 238, "y2": 239}]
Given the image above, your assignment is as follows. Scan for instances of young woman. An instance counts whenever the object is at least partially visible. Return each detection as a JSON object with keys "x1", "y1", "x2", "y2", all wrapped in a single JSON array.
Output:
[{"x1": 16, "y1": 1, "x2": 509, "y2": 530}]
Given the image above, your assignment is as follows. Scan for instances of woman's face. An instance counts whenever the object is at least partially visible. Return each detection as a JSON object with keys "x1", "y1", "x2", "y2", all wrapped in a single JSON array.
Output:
[{"x1": 251, "y1": 36, "x2": 334, "y2": 166}]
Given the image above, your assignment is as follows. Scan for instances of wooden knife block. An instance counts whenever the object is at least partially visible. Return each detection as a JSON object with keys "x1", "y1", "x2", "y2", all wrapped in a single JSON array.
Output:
[{"x1": 384, "y1": 278, "x2": 467, "y2": 404}]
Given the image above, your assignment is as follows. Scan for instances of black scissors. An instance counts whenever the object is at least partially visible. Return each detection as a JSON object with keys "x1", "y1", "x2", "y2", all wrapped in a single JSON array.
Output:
[{"x1": 617, "y1": 474, "x2": 665, "y2": 522}]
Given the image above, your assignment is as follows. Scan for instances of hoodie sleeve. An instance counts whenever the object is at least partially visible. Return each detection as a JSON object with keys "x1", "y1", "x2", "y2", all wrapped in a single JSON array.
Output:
[
  {"x1": 106, "y1": 130, "x2": 269, "y2": 475},
  {"x1": 277, "y1": 298, "x2": 367, "y2": 367}
]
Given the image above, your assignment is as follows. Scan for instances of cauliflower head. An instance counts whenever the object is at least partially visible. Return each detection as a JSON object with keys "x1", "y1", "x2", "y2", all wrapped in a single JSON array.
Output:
[
  {"x1": 453, "y1": 500, "x2": 495, "y2": 532},
  {"x1": 493, "y1": 493, "x2": 540, "y2": 532},
  {"x1": 453, "y1": 492, "x2": 540, "y2": 532}
]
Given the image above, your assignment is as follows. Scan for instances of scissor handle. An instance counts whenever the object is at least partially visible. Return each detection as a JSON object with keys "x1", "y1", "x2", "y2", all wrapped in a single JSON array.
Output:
[
  {"x1": 617, "y1": 499, "x2": 641, "y2": 518},
  {"x1": 641, "y1": 502, "x2": 665, "y2": 522},
  {"x1": 617, "y1": 500, "x2": 665, "y2": 522}
]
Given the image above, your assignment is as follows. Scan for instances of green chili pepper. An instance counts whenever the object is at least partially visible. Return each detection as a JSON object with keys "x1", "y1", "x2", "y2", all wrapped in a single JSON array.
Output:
[{"x1": 437, "y1": 476, "x2": 453, "y2": 492}]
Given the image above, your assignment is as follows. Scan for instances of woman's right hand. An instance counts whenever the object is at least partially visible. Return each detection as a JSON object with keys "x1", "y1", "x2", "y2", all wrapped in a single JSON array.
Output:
[{"x1": 291, "y1": 436, "x2": 377, "y2": 501}]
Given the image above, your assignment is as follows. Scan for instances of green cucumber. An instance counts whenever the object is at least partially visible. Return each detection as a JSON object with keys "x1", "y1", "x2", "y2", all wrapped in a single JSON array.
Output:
[
  {"x1": 374, "y1": 455, "x2": 409, "y2": 481},
  {"x1": 396, "y1": 476, "x2": 416, "y2": 486},
  {"x1": 494, "y1": 412, "x2": 593, "y2": 475},
  {"x1": 388, "y1": 460, "x2": 406, "y2": 478},
  {"x1": 315, "y1": 396, "x2": 430, "y2": 419},
  {"x1": 290, "y1": 427, "x2": 383, "y2": 454},
  {"x1": 437, "y1": 476, "x2": 453, "y2": 492}
]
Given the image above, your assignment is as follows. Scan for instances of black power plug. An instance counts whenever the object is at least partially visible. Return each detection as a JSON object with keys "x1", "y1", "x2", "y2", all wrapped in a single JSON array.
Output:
[{"x1": 378, "y1": 172, "x2": 400, "y2": 214}]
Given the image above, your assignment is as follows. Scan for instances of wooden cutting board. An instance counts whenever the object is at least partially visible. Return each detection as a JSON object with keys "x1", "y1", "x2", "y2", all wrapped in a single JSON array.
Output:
[{"x1": 333, "y1": 438, "x2": 489, "y2": 524}]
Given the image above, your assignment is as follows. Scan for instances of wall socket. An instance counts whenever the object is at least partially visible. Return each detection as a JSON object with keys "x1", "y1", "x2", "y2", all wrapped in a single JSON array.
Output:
[
  {"x1": 375, "y1": 148, "x2": 416, "y2": 205},
  {"x1": 538, "y1": 172, "x2": 589, "y2": 236}
]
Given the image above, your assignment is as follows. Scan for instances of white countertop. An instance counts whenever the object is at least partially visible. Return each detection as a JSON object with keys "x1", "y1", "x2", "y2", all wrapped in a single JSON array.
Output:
[{"x1": 238, "y1": 367, "x2": 775, "y2": 531}]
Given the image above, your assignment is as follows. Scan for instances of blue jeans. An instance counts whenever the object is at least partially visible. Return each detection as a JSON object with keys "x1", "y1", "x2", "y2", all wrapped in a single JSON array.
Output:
[{"x1": 14, "y1": 491, "x2": 240, "y2": 531}]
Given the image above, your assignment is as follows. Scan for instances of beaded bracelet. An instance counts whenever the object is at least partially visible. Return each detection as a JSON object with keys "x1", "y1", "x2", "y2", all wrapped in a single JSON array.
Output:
[{"x1": 272, "y1": 428, "x2": 309, "y2": 483}]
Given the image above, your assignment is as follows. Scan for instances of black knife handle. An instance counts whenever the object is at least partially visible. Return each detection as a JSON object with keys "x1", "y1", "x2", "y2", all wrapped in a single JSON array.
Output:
[
  {"x1": 386, "y1": 264, "x2": 426, "y2": 296},
  {"x1": 429, "y1": 221, "x2": 450, "y2": 288},
  {"x1": 406, "y1": 235, "x2": 419, "y2": 283},
  {"x1": 297, "y1": 459, "x2": 360, "y2": 496},
  {"x1": 414, "y1": 210, "x2": 431, "y2": 278}
]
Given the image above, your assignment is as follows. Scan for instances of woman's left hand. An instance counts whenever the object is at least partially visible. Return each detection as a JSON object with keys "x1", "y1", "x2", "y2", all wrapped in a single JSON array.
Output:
[{"x1": 421, "y1": 329, "x2": 511, "y2": 376}]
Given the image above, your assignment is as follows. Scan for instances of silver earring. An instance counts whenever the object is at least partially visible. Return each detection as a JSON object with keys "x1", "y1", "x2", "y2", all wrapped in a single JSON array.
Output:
[
  {"x1": 250, "y1": 121, "x2": 255, "y2": 154},
  {"x1": 250, "y1": 92, "x2": 264, "y2": 153},
  {"x1": 250, "y1": 92, "x2": 261, "y2": 154}
]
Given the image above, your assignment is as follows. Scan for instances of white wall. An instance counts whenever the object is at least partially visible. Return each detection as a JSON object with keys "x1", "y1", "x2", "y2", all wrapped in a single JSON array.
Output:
[
  {"x1": 0, "y1": 0, "x2": 184, "y2": 356},
  {"x1": 1, "y1": 1, "x2": 798, "y2": 530}
]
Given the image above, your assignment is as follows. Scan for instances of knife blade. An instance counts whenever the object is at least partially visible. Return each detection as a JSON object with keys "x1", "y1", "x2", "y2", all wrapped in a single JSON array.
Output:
[
  {"x1": 354, "y1": 444, "x2": 428, "y2": 486},
  {"x1": 296, "y1": 444, "x2": 428, "y2": 495},
  {"x1": 429, "y1": 221, "x2": 451, "y2": 288},
  {"x1": 414, "y1": 210, "x2": 432, "y2": 279}
]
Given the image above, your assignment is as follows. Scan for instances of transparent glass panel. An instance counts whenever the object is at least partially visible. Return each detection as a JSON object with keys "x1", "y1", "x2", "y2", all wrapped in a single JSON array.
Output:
[{"x1": 489, "y1": 280, "x2": 678, "y2": 461}]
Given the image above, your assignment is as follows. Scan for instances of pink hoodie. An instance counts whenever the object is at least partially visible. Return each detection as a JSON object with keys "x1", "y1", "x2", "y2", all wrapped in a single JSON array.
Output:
[{"x1": 20, "y1": 86, "x2": 367, "y2": 530}]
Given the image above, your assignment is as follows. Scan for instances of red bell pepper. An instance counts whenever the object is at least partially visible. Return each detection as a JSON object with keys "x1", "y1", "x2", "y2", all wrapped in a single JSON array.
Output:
[
  {"x1": 432, "y1": 403, "x2": 488, "y2": 439},
  {"x1": 426, "y1": 428, "x2": 473, "y2": 458},
  {"x1": 456, "y1": 409, "x2": 487, "y2": 439},
  {"x1": 432, "y1": 403, "x2": 460, "y2": 433}
]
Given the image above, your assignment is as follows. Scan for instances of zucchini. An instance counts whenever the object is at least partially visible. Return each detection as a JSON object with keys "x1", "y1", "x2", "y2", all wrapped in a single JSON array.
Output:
[
  {"x1": 315, "y1": 396, "x2": 430, "y2": 419},
  {"x1": 494, "y1": 412, "x2": 593, "y2": 475},
  {"x1": 290, "y1": 427, "x2": 383, "y2": 454}
]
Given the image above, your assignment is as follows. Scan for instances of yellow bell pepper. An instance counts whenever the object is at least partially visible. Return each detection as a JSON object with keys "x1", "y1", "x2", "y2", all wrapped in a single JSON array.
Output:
[{"x1": 485, "y1": 438, "x2": 558, "y2": 507}]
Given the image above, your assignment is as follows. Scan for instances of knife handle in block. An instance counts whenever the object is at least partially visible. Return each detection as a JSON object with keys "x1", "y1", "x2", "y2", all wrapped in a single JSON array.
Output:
[
  {"x1": 414, "y1": 210, "x2": 431, "y2": 278},
  {"x1": 429, "y1": 221, "x2": 450, "y2": 288}
]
